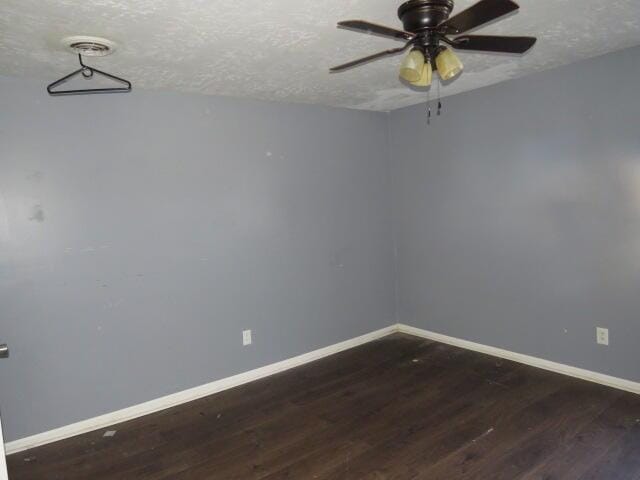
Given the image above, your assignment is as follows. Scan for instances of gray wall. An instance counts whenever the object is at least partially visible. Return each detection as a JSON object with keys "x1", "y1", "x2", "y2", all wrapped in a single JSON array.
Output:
[
  {"x1": 3, "y1": 44, "x2": 640, "y2": 444},
  {"x1": 390, "y1": 46, "x2": 640, "y2": 383},
  {"x1": 0, "y1": 77, "x2": 395, "y2": 441}
]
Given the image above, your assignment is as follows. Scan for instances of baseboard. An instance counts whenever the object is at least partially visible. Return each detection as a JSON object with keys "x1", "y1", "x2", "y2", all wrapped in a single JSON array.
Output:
[
  {"x1": 10, "y1": 323, "x2": 637, "y2": 454},
  {"x1": 398, "y1": 324, "x2": 640, "y2": 395},
  {"x1": 5, "y1": 324, "x2": 398, "y2": 455}
]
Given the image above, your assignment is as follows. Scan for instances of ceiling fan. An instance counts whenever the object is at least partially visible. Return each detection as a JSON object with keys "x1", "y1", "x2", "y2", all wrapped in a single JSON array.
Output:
[{"x1": 330, "y1": 0, "x2": 536, "y2": 87}]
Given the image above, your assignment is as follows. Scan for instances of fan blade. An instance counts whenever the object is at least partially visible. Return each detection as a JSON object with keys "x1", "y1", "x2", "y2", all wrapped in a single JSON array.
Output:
[
  {"x1": 439, "y1": 0, "x2": 520, "y2": 35},
  {"x1": 452, "y1": 35, "x2": 536, "y2": 53},
  {"x1": 338, "y1": 20, "x2": 415, "y2": 41},
  {"x1": 330, "y1": 44, "x2": 412, "y2": 72}
]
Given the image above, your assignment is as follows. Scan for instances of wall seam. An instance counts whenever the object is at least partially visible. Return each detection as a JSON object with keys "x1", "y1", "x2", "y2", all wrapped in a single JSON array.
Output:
[{"x1": 384, "y1": 111, "x2": 400, "y2": 325}]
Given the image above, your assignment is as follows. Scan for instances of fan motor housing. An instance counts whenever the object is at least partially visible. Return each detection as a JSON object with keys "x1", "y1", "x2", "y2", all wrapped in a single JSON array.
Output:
[{"x1": 398, "y1": 0, "x2": 454, "y2": 32}]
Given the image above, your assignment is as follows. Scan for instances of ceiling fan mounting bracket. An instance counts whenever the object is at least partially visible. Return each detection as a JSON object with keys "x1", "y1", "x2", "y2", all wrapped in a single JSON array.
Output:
[{"x1": 398, "y1": 0, "x2": 454, "y2": 33}]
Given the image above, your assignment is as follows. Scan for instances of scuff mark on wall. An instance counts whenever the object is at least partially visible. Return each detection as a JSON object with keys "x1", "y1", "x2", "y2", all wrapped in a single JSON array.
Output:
[
  {"x1": 28, "y1": 204, "x2": 45, "y2": 222},
  {"x1": 26, "y1": 171, "x2": 43, "y2": 182},
  {"x1": 104, "y1": 299, "x2": 124, "y2": 309}
]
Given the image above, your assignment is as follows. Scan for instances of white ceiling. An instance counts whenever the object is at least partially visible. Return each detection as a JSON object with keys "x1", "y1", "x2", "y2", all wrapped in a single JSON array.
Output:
[{"x1": 1, "y1": 0, "x2": 640, "y2": 111}]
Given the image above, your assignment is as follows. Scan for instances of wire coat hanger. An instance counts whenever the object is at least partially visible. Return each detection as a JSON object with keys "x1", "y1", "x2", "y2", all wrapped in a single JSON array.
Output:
[{"x1": 47, "y1": 54, "x2": 132, "y2": 96}]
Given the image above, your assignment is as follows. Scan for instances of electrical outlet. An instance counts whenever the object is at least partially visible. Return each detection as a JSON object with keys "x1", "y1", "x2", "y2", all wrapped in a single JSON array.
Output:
[
  {"x1": 243, "y1": 330, "x2": 252, "y2": 346},
  {"x1": 596, "y1": 327, "x2": 609, "y2": 346}
]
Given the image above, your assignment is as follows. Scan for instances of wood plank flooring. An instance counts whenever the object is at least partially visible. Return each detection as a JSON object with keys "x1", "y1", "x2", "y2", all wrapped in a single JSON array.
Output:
[{"x1": 7, "y1": 333, "x2": 640, "y2": 479}]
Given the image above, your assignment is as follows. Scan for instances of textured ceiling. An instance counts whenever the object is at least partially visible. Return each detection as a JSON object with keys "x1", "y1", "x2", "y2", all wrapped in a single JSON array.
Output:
[{"x1": 1, "y1": 0, "x2": 640, "y2": 111}]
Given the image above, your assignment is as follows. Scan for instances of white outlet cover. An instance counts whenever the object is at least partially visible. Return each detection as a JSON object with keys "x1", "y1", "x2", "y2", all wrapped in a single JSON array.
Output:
[
  {"x1": 596, "y1": 327, "x2": 609, "y2": 346},
  {"x1": 243, "y1": 330, "x2": 252, "y2": 346}
]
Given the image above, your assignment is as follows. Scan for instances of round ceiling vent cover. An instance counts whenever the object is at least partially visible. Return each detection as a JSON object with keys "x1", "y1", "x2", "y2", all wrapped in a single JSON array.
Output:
[{"x1": 61, "y1": 36, "x2": 117, "y2": 57}]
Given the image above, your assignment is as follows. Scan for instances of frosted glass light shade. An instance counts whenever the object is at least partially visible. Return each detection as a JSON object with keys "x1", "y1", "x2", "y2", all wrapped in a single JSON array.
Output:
[
  {"x1": 410, "y1": 62, "x2": 432, "y2": 87},
  {"x1": 436, "y1": 48, "x2": 463, "y2": 81},
  {"x1": 399, "y1": 49, "x2": 425, "y2": 83}
]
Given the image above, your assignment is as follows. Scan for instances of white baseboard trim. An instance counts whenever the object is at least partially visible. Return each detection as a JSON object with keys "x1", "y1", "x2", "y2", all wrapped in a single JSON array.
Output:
[
  {"x1": 5, "y1": 325, "x2": 398, "y2": 455},
  {"x1": 398, "y1": 324, "x2": 640, "y2": 396},
  {"x1": 9, "y1": 323, "x2": 638, "y2": 455}
]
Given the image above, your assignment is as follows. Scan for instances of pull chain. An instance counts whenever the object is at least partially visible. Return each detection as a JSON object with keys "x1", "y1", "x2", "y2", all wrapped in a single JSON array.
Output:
[
  {"x1": 437, "y1": 76, "x2": 442, "y2": 116},
  {"x1": 426, "y1": 88, "x2": 431, "y2": 125}
]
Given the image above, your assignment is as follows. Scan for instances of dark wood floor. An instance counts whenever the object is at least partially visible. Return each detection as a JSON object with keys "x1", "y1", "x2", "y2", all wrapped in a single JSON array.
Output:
[{"x1": 7, "y1": 334, "x2": 640, "y2": 479}]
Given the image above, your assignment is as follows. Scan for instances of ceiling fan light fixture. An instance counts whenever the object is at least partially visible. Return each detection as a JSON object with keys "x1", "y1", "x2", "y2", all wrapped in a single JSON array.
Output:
[
  {"x1": 399, "y1": 49, "x2": 425, "y2": 83},
  {"x1": 436, "y1": 48, "x2": 463, "y2": 81},
  {"x1": 331, "y1": 0, "x2": 537, "y2": 94},
  {"x1": 410, "y1": 62, "x2": 432, "y2": 87}
]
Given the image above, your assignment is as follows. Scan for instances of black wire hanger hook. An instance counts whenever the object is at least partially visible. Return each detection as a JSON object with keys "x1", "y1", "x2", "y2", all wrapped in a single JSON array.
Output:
[{"x1": 47, "y1": 54, "x2": 132, "y2": 96}]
